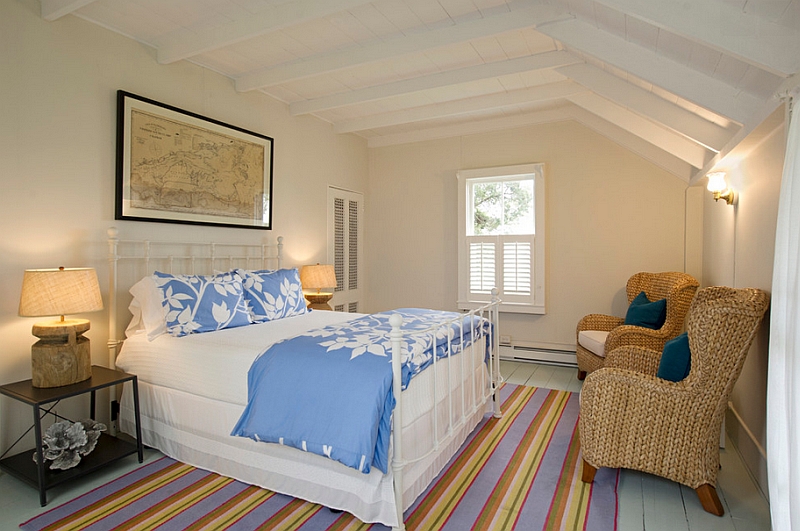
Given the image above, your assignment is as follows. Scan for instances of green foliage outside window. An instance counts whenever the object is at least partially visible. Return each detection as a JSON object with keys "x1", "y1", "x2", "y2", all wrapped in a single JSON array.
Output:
[{"x1": 472, "y1": 179, "x2": 533, "y2": 235}]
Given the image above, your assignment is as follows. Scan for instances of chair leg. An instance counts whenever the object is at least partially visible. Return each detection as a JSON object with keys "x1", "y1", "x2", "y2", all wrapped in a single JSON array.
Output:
[
  {"x1": 581, "y1": 459, "x2": 597, "y2": 483},
  {"x1": 695, "y1": 484, "x2": 724, "y2": 516},
  {"x1": 577, "y1": 369, "x2": 587, "y2": 381}
]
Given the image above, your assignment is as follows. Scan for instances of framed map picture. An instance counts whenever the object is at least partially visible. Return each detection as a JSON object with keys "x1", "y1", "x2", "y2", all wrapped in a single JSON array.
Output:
[{"x1": 116, "y1": 90, "x2": 274, "y2": 230}]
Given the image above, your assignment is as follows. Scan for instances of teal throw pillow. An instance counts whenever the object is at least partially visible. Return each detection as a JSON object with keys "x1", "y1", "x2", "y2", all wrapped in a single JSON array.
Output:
[
  {"x1": 657, "y1": 332, "x2": 691, "y2": 382},
  {"x1": 624, "y1": 291, "x2": 667, "y2": 329}
]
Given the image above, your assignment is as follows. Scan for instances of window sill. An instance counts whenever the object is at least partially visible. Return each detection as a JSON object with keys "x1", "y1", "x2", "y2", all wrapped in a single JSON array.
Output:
[{"x1": 458, "y1": 301, "x2": 545, "y2": 315}]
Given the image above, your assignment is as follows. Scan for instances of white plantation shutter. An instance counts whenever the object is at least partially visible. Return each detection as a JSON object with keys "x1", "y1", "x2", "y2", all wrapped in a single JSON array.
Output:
[
  {"x1": 457, "y1": 164, "x2": 545, "y2": 314},
  {"x1": 502, "y1": 239, "x2": 532, "y2": 298},
  {"x1": 328, "y1": 187, "x2": 363, "y2": 313},
  {"x1": 469, "y1": 241, "x2": 496, "y2": 294}
]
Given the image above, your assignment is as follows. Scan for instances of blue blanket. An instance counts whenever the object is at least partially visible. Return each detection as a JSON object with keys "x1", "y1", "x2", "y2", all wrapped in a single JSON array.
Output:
[{"x1": 231, "y1": 308, "x2": 491, "y2": 474}]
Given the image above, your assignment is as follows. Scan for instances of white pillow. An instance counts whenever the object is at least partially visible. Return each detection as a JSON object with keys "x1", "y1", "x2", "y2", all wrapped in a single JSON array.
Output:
[
  {"x1": 124, "y1": 297, "x2": 143, "y2": 338},
  {"x1": 129, "y1": 275, "x2": 168, "y2": 341}
]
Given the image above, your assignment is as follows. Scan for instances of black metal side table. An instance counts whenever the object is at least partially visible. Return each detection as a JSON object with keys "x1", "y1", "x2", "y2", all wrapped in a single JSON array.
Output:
[{"x1": 0, "y1": 365, "x2": 143, "y2": 506}]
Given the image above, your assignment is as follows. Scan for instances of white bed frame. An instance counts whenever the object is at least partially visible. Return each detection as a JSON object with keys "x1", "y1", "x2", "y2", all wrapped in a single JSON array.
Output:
[{"x1": 106, "y1": 227, "x2": 502, "y2": 530}]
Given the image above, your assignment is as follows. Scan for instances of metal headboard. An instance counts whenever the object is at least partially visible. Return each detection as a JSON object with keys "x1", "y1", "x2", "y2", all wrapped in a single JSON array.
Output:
[{"x1": 106, "y1": 227, "x2": 283, "y2": 369}]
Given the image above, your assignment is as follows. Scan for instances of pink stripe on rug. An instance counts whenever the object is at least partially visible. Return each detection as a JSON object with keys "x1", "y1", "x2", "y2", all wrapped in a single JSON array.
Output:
[{"x1": 20, "y1": 385, "x2": 618, "y2": 531}]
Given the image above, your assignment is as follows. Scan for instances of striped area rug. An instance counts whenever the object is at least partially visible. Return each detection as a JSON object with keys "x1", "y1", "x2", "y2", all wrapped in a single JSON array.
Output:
[{"x1": 21, "y1": 385, "x2": 618, "y2": 531}]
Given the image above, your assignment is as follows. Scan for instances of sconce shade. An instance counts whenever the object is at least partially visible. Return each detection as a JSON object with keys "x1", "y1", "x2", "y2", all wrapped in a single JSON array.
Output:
[
  {"x1": 705, "y1": 171, "x2": 736, "y2": 206},
  {"x1": 19, "y1": 267, "x2": 103, "y2": 388},
  {"x1": 19, "y1": 267, "x2": 103, "y2": 318},
  {"x1": 706, "y1": 172, "x2": 727, "y2": 193},
  {"x1": 300, "y1": 264, "x2": 337, "y2": 291}
]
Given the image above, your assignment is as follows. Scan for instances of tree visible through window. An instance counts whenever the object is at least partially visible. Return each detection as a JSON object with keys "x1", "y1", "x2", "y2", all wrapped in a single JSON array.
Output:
[
  {"x1": 472, "y1": 180, "x2": 533, "y2": 236},
  {"x1": 457, "y1": 164, "x2": 545, "y2": 314}
]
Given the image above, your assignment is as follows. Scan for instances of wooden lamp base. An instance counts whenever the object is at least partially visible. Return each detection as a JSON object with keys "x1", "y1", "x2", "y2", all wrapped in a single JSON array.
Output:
[
  {"x1": 30, "y1": 319, "x2": 92, "y2": 388},
  {"x1": 305, "y1": 292, "x2": 333, "y2": 311}
]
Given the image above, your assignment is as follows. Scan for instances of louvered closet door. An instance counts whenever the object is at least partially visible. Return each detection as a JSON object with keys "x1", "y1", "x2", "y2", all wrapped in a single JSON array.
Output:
[{"x1": 327, "y1": 187, "x2": 363, "y2": 313}]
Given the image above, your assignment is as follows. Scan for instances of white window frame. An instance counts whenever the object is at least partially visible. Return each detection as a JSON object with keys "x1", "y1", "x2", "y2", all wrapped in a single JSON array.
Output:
[{"x1": 457, "y1": 163, "x2": 546, "y2": 314}]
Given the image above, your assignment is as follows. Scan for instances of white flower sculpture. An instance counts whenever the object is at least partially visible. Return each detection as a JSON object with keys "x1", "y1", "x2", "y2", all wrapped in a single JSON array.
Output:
[{"x1": 33, "y1": 419, "x2": 107, "y2": 470}]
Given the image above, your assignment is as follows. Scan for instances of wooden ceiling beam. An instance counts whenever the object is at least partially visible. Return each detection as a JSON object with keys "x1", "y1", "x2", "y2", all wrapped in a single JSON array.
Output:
[
  {"x1": 590, "y1": 0, "x2": 800, "y2": 78},
  {"x1": 41, "y1": 0, "x2": 96, "y2": 21},
  {"x1": 537, "y1": 17, "x2": 764, "y2": 125},
  {"x1": 236, "y1": 3, "x2": 572, "y2": 91},
  {"x1": 557, "y1": 63, "x2": 735, "y2": 152},
  {"x1": 290, "y1": 50, "x2": 581, "y2": 115},
  {"x1": 567, "y1": 92, "x2": 712, "y2": 168},
  {"x1": 334, "y1": 80, "x2": 587, "y2": 133}
]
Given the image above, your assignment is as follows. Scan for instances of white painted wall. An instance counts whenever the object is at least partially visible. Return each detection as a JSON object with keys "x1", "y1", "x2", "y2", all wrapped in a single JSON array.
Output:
[
  {"x1": 366, "y1": 120, "x2": 690, "y2": 350},
  {"x1": 0, "y1": 1, "x2": 368, "y2": 452},
  {"x1": 704, "y1": 107, "x2": 785, "y2": 497}
]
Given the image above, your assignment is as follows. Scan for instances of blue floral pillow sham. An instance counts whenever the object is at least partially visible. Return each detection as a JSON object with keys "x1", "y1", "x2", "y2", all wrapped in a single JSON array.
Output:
[
  {"x1": 235, "y1": 268, "x2": 308, "y2": 322},
  {"x1": 153, "y1": 271, "x2": 252, "y2": 337}
]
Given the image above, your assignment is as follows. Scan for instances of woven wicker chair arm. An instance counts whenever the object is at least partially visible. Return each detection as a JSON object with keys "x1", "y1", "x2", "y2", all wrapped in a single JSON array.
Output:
[
  {"x1": 577, "y1": 314, "x2": 625, "y2": 333},
  {"x1": 605, "y1": 325, "x2": 670, "y2": 353},
  {"x1": 604, "y1": 346, "x2": 661, "y2": 376}
]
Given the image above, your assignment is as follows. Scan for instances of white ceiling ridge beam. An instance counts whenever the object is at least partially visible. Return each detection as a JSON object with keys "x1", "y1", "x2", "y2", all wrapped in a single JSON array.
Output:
[
  {"x1": 567, "y1": 106, "x2": 694, "y2": 182},
  {"x1": 156, "y1": 0, "x2": 374, "y2": 65},
  {"x1": 556, "y1": 63, "x2": 734, "y2": 152},
  {"x1": 366, "y1": 108, "x2": 571, "y2": 148},
  {"x1": 235, "y1": 3, "x2": 573, "y2": 91},
  {"x1": 334, "y1": 80, "x2": 587, "y2": 133},
  {"x1": 291, "y1": 50, "x2": 581, "y2": 115},
  {"x1": 41, "y1": 0, "x2": 96, "y2": 21},
  {"x1": 589, "y1": 0, "x2": 799, "y2": 78},
  {"x1": 537, "y1": 17, "x2": 763, "y2": 125},
  {"x1": 566, "y1": 92, "x2": 711, "y2": 168}
]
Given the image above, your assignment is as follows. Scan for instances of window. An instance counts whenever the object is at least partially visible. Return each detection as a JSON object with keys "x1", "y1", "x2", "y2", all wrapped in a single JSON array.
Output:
[{"x1": 457, "y1": 164, "x2": 545, "y2": 314}]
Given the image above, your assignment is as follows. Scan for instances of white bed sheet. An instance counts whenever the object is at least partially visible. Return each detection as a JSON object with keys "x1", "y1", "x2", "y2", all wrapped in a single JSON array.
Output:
[{"x1": 116, "y1": 310, "x2": 493, "y2": 527}]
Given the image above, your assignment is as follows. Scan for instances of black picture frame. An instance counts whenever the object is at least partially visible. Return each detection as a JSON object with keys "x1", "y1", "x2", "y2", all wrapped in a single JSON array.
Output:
[{"x1": 115, "y1": 90, "x2": 274, "y2": 230}]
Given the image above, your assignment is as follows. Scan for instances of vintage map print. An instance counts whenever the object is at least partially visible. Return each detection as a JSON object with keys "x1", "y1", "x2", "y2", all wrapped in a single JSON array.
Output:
[
  {"x1": 117, "y1": 91, "x2": 273, "y2": 229},
  {"x1": 130, "y1": 110, "x2": 264, "y2": 219}
]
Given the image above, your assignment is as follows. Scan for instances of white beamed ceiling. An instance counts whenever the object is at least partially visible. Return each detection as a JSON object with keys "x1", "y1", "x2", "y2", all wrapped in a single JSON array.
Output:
[{"x1": 48, "y1": 0, "x2": 800, "y2": 182}]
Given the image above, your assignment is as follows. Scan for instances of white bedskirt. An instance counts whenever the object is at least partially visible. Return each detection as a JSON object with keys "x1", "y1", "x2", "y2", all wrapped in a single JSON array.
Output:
[{"x1": 120, "y1": 379, "x2": 489, "y2": 526}]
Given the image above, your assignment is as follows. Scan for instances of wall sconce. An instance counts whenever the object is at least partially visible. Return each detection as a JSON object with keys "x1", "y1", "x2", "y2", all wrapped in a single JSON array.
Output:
[
  {"x1": 706, "y1": 172, "x2": 736, "y2": 206},
  {"x1": 19, "y1": 267, "x2": 104, "y2": 388},
  {"x1": 300, "y1": 264, "x2": 337, "y2": 311}
]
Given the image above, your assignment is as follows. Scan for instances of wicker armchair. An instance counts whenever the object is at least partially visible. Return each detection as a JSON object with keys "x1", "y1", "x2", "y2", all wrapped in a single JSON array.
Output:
[
  {"x1": 576, "y1": 271, "x2": 699, "y2": 380},
  {"x1": 579, "y1": 286, "x2": 770, "y2": 516}
]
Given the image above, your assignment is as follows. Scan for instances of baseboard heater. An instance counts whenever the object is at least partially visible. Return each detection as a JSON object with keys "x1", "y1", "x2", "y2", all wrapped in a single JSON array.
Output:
[{"x1": 500, "y1": 345, "x2": 577, "y2": 367}]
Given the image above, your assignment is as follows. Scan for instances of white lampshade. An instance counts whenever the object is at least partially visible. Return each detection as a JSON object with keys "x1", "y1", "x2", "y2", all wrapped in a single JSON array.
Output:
[
  {"x1": 706, "y1": 172, "x2": 727, "y2": 193},
  {"x1": 300, "y1": 264, "x2": 337, "y2": 291},
  {"x1": 19, "y1": 267, "x2": 104, "y2": 318}
]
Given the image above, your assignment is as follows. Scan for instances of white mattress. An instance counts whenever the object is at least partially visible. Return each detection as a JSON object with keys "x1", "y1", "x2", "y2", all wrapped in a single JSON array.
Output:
[{"x1": 116, "y1": 310, "x2": 493, "y2": 527}]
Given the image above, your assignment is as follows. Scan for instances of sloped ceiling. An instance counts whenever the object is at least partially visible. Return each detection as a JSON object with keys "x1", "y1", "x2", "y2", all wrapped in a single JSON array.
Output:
[{"x1": 43, "y1": 0, "x2": 800, "y2": 182}]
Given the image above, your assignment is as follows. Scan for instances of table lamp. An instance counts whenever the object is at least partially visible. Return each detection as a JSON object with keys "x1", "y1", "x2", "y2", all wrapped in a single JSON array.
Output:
[
  {"x1": 300, "y1": 264, "x2": 337, "y2": 310},
  {"x1": 19, "y1": 267, "x2": 104, "y2": 388}
]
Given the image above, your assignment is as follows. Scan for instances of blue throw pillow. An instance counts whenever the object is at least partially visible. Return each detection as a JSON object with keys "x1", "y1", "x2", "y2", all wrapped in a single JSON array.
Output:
[
  {"x1": 624, "y1": 291, "x2": 667, "y2": 329},
  {"x1": 657, "y1": 332, "x2": 691, "y2": 381},
  {"x1": 235, "y1": 268, "x2": 308, "y2": 322},
  {"x1": 153, "y1": 271, "x2": 251, "y2": 337}
]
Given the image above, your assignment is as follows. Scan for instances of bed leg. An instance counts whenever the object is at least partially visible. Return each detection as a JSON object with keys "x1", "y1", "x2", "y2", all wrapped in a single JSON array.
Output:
[{"x1": 492, "y1": 388, "x2": 503, "y2": 418}]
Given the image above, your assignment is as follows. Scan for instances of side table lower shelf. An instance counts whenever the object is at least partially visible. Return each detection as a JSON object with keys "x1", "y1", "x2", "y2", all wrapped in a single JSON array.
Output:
[{"x1": 0, "y1": 433, "x2": 140, "y2": 502}]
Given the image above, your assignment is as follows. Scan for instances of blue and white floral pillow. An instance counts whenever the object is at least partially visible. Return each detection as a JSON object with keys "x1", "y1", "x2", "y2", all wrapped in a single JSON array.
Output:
[
  {"x1": 153, "y1": 271, "x2": 252, "y2": 337},
  {"x1": 235, "y1": 268, "x2": 308, "y2": 322}
]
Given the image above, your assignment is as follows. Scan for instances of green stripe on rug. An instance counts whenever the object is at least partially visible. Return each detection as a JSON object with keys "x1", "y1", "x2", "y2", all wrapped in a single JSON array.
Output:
[{"x1": 20, "y1": 384, "x2": 619, "y2": 531}]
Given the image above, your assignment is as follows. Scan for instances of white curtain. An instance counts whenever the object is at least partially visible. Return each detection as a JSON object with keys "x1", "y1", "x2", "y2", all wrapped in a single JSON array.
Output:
[{"x1": 768, "y1": 92, "x2": 800, "y2": 531}]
